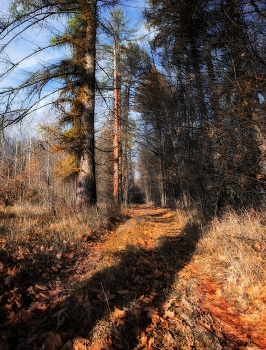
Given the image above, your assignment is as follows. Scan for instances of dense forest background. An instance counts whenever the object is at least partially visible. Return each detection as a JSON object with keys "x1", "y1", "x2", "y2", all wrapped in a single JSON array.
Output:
[{"x1": 1, "y1": 0, "x2": 266, "y2": 213}]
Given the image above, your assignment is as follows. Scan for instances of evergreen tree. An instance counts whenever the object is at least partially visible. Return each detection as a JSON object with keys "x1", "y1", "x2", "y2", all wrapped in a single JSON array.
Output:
[{"x1": 0, "y1": 0, "x2": 117, "y2": 207}]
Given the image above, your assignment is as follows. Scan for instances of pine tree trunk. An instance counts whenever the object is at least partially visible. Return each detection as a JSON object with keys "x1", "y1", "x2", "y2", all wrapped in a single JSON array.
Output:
[
  {"x1": 76, "y1": 0, "x2": 97, "y2": 208},
  {"x1": 113, "y1": 39, "x2": 119, "y2": 203}
]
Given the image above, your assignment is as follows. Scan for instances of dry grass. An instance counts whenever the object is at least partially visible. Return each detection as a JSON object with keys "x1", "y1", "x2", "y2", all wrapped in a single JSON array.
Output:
[
  {"x1": 195, "y1": 209, "x2": 266, "y2": 309},
  {"x1": 2, "y1": 204, "x2": 266, "y2": 349},
  {"x1": 0, "y1": 204, "x2": 105, "y2": 254},
  {"x1": 84, "y1": 207, "x2": 266, "y2": 349}
]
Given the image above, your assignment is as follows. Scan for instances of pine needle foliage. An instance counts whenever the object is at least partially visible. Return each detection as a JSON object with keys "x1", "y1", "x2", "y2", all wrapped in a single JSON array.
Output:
[{"x1": 0, "y1": 0, "x2": 118, "y2": 205}]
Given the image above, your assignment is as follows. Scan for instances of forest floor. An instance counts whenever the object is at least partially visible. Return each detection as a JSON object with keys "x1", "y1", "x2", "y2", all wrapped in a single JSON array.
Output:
[{"x1": 0, "y1": 205, "x2": 266, "y2": 350}]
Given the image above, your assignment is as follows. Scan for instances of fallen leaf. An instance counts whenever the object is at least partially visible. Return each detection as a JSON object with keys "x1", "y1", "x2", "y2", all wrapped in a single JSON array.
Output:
[
  {"x1": 164, "y1": 272, "x2": 171, "y2": 279},
  {"x1": 65, "y1": 252, "x2": 74, "y2": 259},
  {"x1": 27, "y1": 286, "x2": 36, "y2": 295},
  {"x1": 164, "y1": 332, "x2": 175, "y2": 343},
  {"x1": 144, "y1": 306, "x2": 160, "y2": 323},
  {"x1": 81, "y1": 234, "x2": 87, "y2": 241},
  {"x1": 148, "y1": 337, "x2": 154, "y2": 347},
  {"x1": 139, "y1": 333, "x2": 148, "y2": 345},
  {"x1": 116, "y1": 289, "x2": 129, "y2": 295},
  {"x1": 4, "y1": 275, "x2": 12, "y2": 286},
  {"x1": 35, "y1": 284, "x2": 48, "y2": 291},
  {"x1": 112, "y1": 306, "x2": 126, "y2": 321},
  {"x1": 73, "y1": 337, "x2": 90, "y2": 350},
  {"x1": 163, "y1": 297, "x2": 176, "y2": 310},
  {"x1": 26, "y1": 333, "x2": 40, "y2": 345},
  {"x1": 38, "y1": 292, "x2": 50, "y2": 300},
  {"x1": 255, "y1": 242, "x2": 262, "y2": 250},
  {"x1": 143, "y1": 295, "x2": 154, "y2": 303},
  {"x1": 4, "y1": 266, "x2": 21, "y2": 285},
  {"x1": 7, "y1": 312, "x2": 20, "y2": 326},
  {"x1": 15, "y1": 299, "x2": 22, "y2": 309},
  {"x1": 31, "y1": 301, "x2": 48, "y2": 310},
  {"x1": 164, "y1": 309, "x2": 175, "y2": 318}
]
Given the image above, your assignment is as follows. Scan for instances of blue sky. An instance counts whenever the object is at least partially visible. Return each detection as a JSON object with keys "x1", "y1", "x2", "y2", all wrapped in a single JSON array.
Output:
[{"x1": 0, "y1": 0, "x2": 149, "y2": 135}]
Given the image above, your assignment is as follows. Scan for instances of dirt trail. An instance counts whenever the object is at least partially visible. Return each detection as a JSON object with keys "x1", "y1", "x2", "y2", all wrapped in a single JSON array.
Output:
[
  {"x1": 1, "y1": 206, "x2": 265, "y2": 349},
  {"x1": 116, "y1": 207, "x2": 266, "y2": 350}
]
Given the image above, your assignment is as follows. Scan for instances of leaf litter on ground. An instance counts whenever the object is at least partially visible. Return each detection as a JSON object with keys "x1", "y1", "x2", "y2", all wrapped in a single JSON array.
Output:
[{"x1": 1, "y1": 205, "x2": 266, "y2": 349}]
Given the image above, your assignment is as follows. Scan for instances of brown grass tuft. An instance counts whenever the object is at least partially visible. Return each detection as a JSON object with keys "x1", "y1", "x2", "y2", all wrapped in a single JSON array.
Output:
[{"x1": 195, "y1": 209, "x2": 266, "y2": 308}]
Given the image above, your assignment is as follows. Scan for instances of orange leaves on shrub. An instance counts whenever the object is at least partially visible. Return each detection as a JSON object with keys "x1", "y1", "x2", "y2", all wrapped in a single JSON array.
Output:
[{"x1": 54, "y1": 156, "x2": 79, "y2": 180}]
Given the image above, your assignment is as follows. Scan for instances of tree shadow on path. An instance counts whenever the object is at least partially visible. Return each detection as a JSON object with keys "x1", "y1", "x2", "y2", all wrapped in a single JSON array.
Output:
[
  {"x1": 7, "y1": 212, "x2": 204, "y2": 349},
  {"x1": 65, "y1": 213, "x2": 203, "y2": 349}
]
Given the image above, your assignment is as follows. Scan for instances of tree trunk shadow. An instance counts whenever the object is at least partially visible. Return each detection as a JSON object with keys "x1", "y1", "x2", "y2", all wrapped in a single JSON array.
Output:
[{"x1": 6, "y1": 218, "x2": 203, "y2": 349}]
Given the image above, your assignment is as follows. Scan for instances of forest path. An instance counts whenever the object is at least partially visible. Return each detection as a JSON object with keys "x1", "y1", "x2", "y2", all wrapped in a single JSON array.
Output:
[
  {"x1": 95, "y1": 205, "x2": 266, "y2": 350},
  {"x1": 1, "y1": 205, "x2": 266, "y2": 349}
]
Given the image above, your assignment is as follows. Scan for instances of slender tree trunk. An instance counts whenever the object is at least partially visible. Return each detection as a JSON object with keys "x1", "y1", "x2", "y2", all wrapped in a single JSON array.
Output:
[
  {"x1": 113, "y1": 38, "x2": 119, "y2": 203},
  {"x1": 121, "y1": 83, "x2": 131, "y2": 206},
  {"x1": 76, "y1": 0, "x2": 97, "y2": 208},
  {"x1": 14, "y1": 138, "x2": 17, "y2": 178},
  {"x1": 28, "y1": 133, "x2": 32, "y2": 189}
]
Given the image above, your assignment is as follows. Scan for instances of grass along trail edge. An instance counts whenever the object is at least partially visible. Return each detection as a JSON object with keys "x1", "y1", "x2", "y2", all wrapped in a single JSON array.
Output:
[{"x1": 1, "y1": 205, "x2": 266, "y2": 349}]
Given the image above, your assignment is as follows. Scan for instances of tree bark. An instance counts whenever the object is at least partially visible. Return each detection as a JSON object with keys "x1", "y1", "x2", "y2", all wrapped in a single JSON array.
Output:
[
  {"x1": 113, "y1": 38, "x2": 119, "y2": 203},
  {"x1": 76, "y1": 0, "x2": 97, "y2": 208}
]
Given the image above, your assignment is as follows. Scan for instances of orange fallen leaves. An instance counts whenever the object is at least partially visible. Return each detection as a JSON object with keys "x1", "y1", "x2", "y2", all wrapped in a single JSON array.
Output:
[
  {"x1": 72, "y1": 337, "x2": 90, "y2": 350},
  {"x1": 196, "y1": 264, "x2": 266, "y2": 348},
  {"x1": 4, "y1": 266, "x2": 21, "y2": 286},
  {"x1": 111, "y1": 306, "x2": 127, "y2": 323},
  {"x1": 144, "y1": 306, "x2": 161, "y2": 323},
  {"x1": 35, "y1": 284, "x2": 48, "y2": 291},
  {"x1": 164, "y1": 309, "x2": 175, "y2": 318}
]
